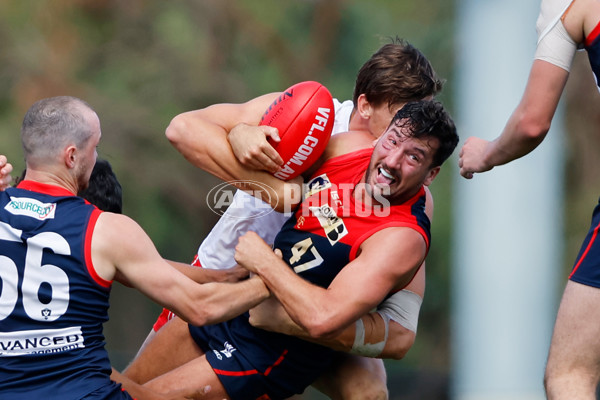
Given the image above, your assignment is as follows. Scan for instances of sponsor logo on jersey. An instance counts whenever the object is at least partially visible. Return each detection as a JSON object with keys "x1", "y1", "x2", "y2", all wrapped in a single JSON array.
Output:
[
  {"x1": 5, "y1": 196, "x2": 56, "y2": 220},
  {"x1": 0, "y1": 326, "x2": 84, "y2": 357},
  {"x1": 304, "y1": 174, "x2": 331, "y2": 199},
  {"x1": 309, "y1": 203, "x2": 348, "y2": 245}
]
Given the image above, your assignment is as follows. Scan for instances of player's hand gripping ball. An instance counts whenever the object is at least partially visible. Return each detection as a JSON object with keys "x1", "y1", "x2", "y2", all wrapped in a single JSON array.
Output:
[{"x1": 259, "y1": 81, "x2": 334, "y2": 180}]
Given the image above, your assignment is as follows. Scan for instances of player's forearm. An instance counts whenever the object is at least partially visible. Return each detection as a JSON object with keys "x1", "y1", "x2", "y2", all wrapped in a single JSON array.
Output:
[
  {"x1": 183, "y1": 276, "x2": 271, "y2": 326},
  {"x1": 254, "y1": 259, "x2": 346, "y2": 338},
  {"x1": 166, "y1": 113, "x2": 298, "y2": 212},
  {"x1": 166, "y1": 260, "x2": 248, "y2": 284},
  {"x1": 271, "y1": 311, "x2": 415, "y2": 360},
  {"x1": 483, "y1": 60, "x2": 568, "y2": 169},
  {"x1": 483, "y1": 111, "x2": 548, "y2": 169}
]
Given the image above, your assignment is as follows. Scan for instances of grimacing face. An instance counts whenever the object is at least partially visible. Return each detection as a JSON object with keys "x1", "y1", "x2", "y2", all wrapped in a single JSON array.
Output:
[{"x1": 363, "y1": 123, "x2": 440, "y2": 205}]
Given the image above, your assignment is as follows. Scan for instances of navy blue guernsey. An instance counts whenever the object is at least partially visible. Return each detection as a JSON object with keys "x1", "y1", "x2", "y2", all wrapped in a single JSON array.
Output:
[
  {"x1": 0, "y1": 181, "x2": 130, "y2": 399},
  {"x1": 586, "y1": 20, "x2": 600, "y2": 89},
  {"x1": 189, "y1": 148, "x2": 430, "y2": 399}
]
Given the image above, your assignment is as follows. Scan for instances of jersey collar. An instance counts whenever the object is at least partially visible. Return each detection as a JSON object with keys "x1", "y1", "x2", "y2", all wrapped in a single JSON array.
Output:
[{"x1": 16, "y1": 180, "x2": 77, "y2": 197}]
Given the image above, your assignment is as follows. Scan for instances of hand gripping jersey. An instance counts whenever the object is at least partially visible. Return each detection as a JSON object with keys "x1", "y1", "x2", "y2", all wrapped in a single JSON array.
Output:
[
  {"x1": 0, "y1": 181, "x2": 131, "y2": 400},
  {"x1": 189, "y1": 148, "x2": 430, "y2": 400}
]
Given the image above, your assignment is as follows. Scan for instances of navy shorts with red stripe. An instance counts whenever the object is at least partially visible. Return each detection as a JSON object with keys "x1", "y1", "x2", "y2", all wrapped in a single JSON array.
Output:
[
  {"x1": 189, "y1": 313, "x2": 334, "y2": 400},
  {"x1": 570, "y1": 198, "x2": 600, "y2": 288},
  {"x1": 81, "y1": 383, "x2": 134, "y2": 400}
]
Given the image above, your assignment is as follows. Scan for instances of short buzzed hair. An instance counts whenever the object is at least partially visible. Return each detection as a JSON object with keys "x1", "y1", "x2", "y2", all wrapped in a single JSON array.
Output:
[{"x1": 21, "y1": 96, "x2": 96, "y2": 165}]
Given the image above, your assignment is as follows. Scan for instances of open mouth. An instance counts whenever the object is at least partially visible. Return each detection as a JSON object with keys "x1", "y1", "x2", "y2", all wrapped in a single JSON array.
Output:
[{"x1": 377, "y1": 167, "x2": 396, "y2": 185}]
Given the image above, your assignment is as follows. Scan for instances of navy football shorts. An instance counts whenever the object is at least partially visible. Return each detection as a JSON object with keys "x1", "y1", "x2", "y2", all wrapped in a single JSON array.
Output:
[
  {"x1": 570, "y1": 198, "x2": 600, "y2": 288},
  {"x1": 189, "y1": 317, "x2": 333, "y2": 400},
  {"x1": 81, "y1": 383, "x2": 134, "y2": 400}
]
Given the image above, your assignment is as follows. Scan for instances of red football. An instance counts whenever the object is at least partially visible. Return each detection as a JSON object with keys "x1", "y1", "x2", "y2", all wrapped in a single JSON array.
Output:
[{"x1": 259, "y1": 81, "x2": 334, "y2": 180}]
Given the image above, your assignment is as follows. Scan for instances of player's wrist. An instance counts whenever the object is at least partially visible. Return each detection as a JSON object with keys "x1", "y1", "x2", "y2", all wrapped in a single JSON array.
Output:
[{"x1": 249, "y1": 275, "x2": 271, "y2": 299}]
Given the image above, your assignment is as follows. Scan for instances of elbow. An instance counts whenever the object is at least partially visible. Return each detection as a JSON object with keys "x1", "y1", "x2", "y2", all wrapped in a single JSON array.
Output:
[
  {"x1": 165, "y1": 114, "x2": 190, "y2": 149},
  {"x1": 514, "y1": 112, "x2": 550, "y2": 144},
  {"x1": 165, "y1": 113, "x2": 214, "y2": 170},
  {"x1": 303, "y1": 316, "x2": 344, "y2": 340},
  {"x1": 181, "y1": 291, "x2": 225, "y2": 327},
  {"x1": 185, "y1": 309, "x2": 212, "y2": 327},
  {"x1": 386, "y1": 330, "x2": 416, "y2": 360}
]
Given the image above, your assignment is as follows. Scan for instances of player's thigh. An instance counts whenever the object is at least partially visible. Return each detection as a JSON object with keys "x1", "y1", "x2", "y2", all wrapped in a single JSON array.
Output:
[
  {"x1": 123, "y1": 316, "x2": 204, "y2": 384},
  {"x1": 145, "y1": 355, "x2": 230, "y2": 400},
  {"x1": 312, "y1": 353, "x2": 387, "y2": 400},
  {"x1": 547, "y1": 281, "x2": 600, "y2": 376}
]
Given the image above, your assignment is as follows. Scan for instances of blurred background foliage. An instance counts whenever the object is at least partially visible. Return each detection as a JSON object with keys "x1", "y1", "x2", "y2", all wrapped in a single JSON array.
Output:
[{"x1": 1, "y1": 1, "x2": 599, "y2": 399}]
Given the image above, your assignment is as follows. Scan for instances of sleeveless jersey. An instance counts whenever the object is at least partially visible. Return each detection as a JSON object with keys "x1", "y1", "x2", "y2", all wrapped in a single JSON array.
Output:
[
  {"x1": 189, "y1": 148, "x2": 430, "y2": 399},
  {"x1": 585, "y1": 19, "x2": 600, "y2": 89},
  {"x1": 0, "y1": 181, "x2": 131, "y2": 400},
  {"x1": 274, "y1": 147, "x2": 430, "y2": 288}
]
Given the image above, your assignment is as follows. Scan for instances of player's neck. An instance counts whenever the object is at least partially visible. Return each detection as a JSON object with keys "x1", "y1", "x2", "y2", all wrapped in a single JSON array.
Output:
[
  {"x1": 347, "y1": 108, "x2": 362, "y2": 131},
  {"x1": 24, "y1": 168, "x2": 78, "y2": 195},
  {"x1": 347, "y1": 109, "x2": 377, "y2": 140}
]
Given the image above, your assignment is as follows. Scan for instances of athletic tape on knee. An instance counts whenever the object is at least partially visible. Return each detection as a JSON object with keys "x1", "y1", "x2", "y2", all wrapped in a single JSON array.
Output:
[
  {"x1": 378, "y1": 289, "x2": 423, "y2": 333},
  {"x1": 350, "y1": 312, "x2": 389, "y2": 357}
]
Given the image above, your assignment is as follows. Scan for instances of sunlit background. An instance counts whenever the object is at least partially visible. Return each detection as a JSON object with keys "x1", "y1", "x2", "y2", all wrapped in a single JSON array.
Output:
[{"x1": 1, "y1": 1, "x2": 599, "y2": 399}]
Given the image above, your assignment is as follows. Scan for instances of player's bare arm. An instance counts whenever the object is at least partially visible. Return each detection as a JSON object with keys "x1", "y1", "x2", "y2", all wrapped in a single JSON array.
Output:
[
  {"x1": 459, "y1": 59, "x2": 568, "y2": 179},
  {"x1": 234, "y1": 226, "x2": 426, "y2": 339},
  {"x1": 166, "y1": 93, "x2": 281, "y2": 172},
  {"x1": 165, "y1": 99, "x2": 302, "y2": 212},
  {"x1": 248, "y1": 283, "x2": 420, "y2": 360},
  {"x1": 166, "y1": 260, "x2": 249, "y2": 284},
  {"x1": 246, "y1": 189, "x2": 432, "y2": 359},
  {"x1": 92, "y1": 212, "x2": 270, "y2": 326}
]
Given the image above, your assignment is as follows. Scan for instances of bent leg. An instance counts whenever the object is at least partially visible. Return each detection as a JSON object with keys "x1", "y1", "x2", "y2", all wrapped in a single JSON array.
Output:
[
  {"x1": 311, "y1": 353, "x2": 387, "y2": 400},
  {"x1": 545, "y1": 281, "x2": 600, "y2": 399},
  {"x1": 124, "y1": 317, "x2": 203, "y2": 384},
  {"x1": 145, "y1": 354, "x2": 230, "y2": 400}
]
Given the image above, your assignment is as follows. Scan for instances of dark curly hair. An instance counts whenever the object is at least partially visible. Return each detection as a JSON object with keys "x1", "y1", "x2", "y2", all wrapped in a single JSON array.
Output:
[
  {"x1": 391, "y1": 100, "x2": 459, "y2": 167},
  {"x1": 78, "y1": 159, "x2": 123, "y2": 213}
]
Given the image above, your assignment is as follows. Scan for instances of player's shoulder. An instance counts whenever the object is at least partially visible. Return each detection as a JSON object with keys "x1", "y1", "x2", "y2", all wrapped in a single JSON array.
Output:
[{"x1": 94, "y1": 211, "x2": 145, "y2": 244}]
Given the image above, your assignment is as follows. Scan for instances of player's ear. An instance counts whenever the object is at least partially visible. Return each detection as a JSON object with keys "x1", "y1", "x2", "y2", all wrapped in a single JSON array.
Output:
[
  {"x1": 356, "y1": 94, "x2": 372, "y2": 119},
  {"x1": 423, "y1": 166, "x2": 440, "y2": 187},
  {"x1": 64, "y1": 145, "x2": 77, "y2": 169}
]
